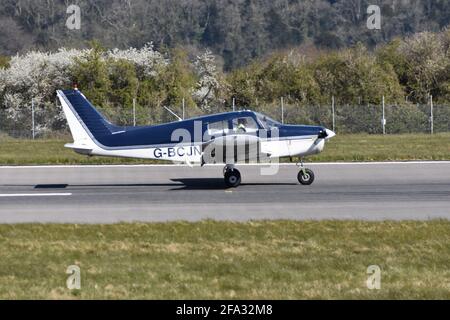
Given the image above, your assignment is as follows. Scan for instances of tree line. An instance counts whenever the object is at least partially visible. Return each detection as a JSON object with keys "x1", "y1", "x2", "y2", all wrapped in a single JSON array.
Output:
[
  {"x1": 1, "y1": 0, "x2": 450, "y2": 70},
  {"x1": 1, "y1": 30, "x2": 450, "y2": 135}
]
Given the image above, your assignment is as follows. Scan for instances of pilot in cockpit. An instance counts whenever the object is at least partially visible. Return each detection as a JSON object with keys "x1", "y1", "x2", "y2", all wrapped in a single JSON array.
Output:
[{"x1": 236, "y1": 118, "x2": 248, "y2": 133}]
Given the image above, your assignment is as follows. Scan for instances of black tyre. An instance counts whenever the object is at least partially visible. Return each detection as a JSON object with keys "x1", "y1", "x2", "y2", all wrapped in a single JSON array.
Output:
[
  {"x1": 297, "y1": 168, "x2": 315, "y2": 185},
  {"x1": 224, "y1": 170, "x2": 241, "y2": 188}
]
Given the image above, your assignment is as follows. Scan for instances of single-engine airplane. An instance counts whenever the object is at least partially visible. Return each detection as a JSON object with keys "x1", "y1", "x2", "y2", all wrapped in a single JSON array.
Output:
[{"x1": 57, "y1": 89, "x2": 335, "y2": 187}]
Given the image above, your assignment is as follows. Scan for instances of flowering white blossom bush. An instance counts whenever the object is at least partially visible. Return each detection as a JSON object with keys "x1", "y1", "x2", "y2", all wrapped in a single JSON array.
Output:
[
  {"x1": 0, "y1": 45, "x2": 168, "y2": 135},
  {"x1": 107, "y1": 43, "x2": 168, "y2": 78},
  {"x1": 0, "y1": 48, "x2": 86, "y2": 133},
  {"x1": 193, "y1": 49, "x2": 220, "y2": 111}
]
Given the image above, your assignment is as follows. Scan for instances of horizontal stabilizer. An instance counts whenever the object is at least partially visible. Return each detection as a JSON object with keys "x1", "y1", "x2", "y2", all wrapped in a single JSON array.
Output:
[{"x1": 64, "y1": 143, "x2": 93, "y2": 155}]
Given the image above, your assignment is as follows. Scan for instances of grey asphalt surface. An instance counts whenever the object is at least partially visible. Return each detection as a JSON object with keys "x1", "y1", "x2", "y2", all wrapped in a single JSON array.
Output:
[{"x1": 0, "y1": 162, "x2": 449, "y2": 223}]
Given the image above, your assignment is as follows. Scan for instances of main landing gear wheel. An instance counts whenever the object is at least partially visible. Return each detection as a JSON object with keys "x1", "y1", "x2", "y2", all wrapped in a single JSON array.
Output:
[
  {"x1": 224, "y1": 166, "x2": 241, "y2": 188},
  {"x1": 297, "y1": 168, "x2": 315, "y2": 186}
]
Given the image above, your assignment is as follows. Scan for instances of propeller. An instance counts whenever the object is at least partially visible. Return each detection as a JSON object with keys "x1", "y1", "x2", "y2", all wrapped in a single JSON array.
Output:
[
  {"x1": 316, "y1": 129, "x2": 336, "y2": 143},
  {"x1": 318, "y1": 130, "x2": 328, "y2": 139},
  {"x1": 318, "y1": 129, "x2": 336, "y2": 140}
]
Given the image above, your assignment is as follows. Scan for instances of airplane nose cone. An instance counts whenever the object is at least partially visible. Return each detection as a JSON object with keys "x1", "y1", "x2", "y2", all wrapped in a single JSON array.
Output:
[{"x1": 325, "y1": 129, "x2": 336, "y2": 139}]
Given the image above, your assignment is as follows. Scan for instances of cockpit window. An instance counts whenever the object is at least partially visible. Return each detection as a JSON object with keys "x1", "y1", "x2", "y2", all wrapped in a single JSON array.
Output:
[
  {"x1": 232, "y1": 117, "x2": 258, "y2": 134},
  {"x1": 207, "y1": 120, "x2": 228, "y2": 136},
  {"x1": 255, "y1": 112, "x2": 281, "y2": 129}
]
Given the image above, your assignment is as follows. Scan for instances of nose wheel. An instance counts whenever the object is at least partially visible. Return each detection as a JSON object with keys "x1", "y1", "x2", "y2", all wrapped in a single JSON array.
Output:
[
  {"x1": 297, "y1": 168, "x2": 315, "y2": 185},
  {"x1": 224, "y1": 165, "x2": 241, "y2": 188},
  {"x1": 297, "y1": 158, "x2": 315, "y2": 185}
]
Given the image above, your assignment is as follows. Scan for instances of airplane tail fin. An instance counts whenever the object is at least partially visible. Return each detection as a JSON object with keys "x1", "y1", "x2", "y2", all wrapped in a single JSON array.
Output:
[{"x1": 56, "y1": 89, "x2": 121, "y2": 152}]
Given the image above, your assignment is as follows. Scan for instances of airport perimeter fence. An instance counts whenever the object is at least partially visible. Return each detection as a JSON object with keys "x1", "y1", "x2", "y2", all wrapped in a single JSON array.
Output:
[{"x1": 0, "y1": 102, "x2": 449, "y2": 139}]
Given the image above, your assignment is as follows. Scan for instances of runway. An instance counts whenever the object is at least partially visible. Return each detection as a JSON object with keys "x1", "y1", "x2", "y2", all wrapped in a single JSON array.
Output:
[{"x1": 0, "y1": 162, "x2": 449, "y2": 223}]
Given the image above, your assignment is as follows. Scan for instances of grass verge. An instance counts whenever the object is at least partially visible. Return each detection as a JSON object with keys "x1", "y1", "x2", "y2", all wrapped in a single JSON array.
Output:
[
  {"x1": 0, "y1": 221, "x2": 449, "y2": 299},
  {"x1": 0, "y1": 133, "x2": 449, "y2": 165}
]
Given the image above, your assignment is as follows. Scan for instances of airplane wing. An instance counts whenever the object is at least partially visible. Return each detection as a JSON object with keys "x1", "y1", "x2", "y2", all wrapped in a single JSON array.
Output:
[{"x1": 202, "y1": 134, "x2": 266, "y2": 164}]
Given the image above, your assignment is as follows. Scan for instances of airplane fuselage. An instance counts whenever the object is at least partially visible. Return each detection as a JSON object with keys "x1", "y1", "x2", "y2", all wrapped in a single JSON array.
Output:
[
  {"x1": 58, "y1": 89, "x2": 335, "y2": 166},
  {"x1": 78, "y1": 135, "x2": 326, "y2": 164}
]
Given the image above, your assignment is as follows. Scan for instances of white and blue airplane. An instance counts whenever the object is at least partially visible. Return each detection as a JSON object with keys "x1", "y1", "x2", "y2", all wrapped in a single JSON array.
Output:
[{"x1": 57, "y1": 89, "x2": 335, "y2": 187}]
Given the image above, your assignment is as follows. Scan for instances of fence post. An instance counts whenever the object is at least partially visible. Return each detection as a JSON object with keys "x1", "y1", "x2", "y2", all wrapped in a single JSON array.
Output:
[
  {"x1": 331, "y1": 96, "x2": 336, "y2": 132},
  {"x1": 133, "y1": 98, "x2": 136, "y2": 126},
  {"x1": 1, "y1": 101, "x2": 3, "y2": 134},
  {"x1": 32, "y1": 98, "x2": 35, "y2": 140},
  {"x1": 430, "y1": 95, "x2": 434, "y2": 135},
  {"x1": 281, "y1": 97, "x2": 284, "y2": 124},
  {"x1": 182, "y1": 98, "x2": 185, "y2": 120},
  {"x1": 232, "y1": 98, "x2": 235, "y2": 112},
  {"x1": 382, "y1": 96, "x2": 386, "y2": 135}
]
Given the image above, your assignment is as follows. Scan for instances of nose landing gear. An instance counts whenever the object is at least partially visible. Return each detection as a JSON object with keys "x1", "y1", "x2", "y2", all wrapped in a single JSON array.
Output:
[
  {"x1": 298, "y1": 168, "x2": 315, "y2": 185},
  {"x1": 224, "y1": 164, "x2": 241, "y2": 188},
  {"x1": 297, "y1": 158, "x2": 315, "y2": 185}
]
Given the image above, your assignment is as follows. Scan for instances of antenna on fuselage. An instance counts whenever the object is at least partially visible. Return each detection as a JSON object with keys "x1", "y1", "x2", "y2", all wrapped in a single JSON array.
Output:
[{"x1": 163, "y1": 106, "x2": 183, "y2": 121}]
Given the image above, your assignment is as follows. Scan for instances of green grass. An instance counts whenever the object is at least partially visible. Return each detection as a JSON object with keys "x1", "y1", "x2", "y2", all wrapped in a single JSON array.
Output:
[
  {"x1": 0, "y1": 133, "x2": 449, "y2": 165},
  {"x1": 0, "y1": 136, "x2": 150, "y2": 165},
  {"x1": 308, "y1": 132, "x2": 450, "y2": 162},
  {"x1": 0, "y1": 221, "x2": 449, "y2": 299}
]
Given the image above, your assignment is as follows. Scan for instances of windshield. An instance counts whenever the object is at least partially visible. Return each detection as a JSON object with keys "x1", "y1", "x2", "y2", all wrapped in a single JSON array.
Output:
[{"x1": 255, "y1": 112, "x2": 281, "y2": 129}]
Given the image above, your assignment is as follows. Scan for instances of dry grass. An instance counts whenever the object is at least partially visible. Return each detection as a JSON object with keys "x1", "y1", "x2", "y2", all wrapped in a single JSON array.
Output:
[
  {"x1": 0, "y1": 221, "x2": 449, "y2": 299},
  {"x1": 0, "y1": 133, "x2": 449, "y2": 165},
  {"x1": 308, "y1": 132, "x2": 450, "y2": 162}
]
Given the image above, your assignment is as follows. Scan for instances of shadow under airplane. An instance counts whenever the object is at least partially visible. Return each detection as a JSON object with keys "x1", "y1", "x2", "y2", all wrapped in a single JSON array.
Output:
[{"x1": 27, "y1": 179, "x2": 297, "y2": 191}]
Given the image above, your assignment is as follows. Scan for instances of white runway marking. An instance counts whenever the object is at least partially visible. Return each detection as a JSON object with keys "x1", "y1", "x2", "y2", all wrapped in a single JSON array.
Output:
[{"x1": 0, "y1": 193, "x2": 72, "y2": 197}]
